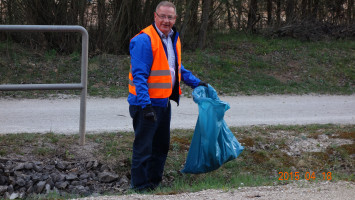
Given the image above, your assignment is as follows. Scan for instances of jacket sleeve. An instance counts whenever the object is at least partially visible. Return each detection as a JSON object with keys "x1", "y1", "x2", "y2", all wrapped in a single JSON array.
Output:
[
  {"x1": 181, "y1": 64, "x2": 201, "y2": 89},
  {"x1": 129, "y1": 33, "x2": 153, "y2": 107}
]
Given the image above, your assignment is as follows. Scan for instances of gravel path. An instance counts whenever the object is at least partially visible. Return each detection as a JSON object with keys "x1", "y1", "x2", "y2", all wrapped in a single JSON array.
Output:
[
  {"x1": 1, "y1": 95, "x2": 355, "y2": 134},
  {"x1": 77, "y1": 181, "x2": 355, "y2": 200}
]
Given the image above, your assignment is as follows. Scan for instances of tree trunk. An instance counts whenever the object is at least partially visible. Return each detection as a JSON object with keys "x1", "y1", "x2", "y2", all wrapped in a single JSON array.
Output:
[
  {"x1": 350, "y1": 0, "x2": 355, "y2": 24},
  {"x1": 97, "y1": 0, "x2": 106, "y2": 50},
  {"x1": 197, "y1": 0, "x2": 211, "y2": 49},
  {"x1": 180, "y1": 0, "x2": 193, "y2": 41},
  {"x1": 226, "y1": 1, "x2": 234, "y2": 30},
  {"x1": 267, "y1": 0, "x2": 272, "y2": 25},
  {"x1": 7, "y1": 0, "x2": 13, "y2": 24},
  {"x1": 276, "y1": 0, "x2": 281, "y2": 26},
  {"x1": 236, "y1": 0, "x2": 242, "y2": 30},
  {"x1": 247, "y1": 0, "x2": 258, "y2": 32},
  {"x1": 301, "y1": 0, "x2": 308, "y2": 20},
  {"x1": 286, "y1": 0, "x2": 295, "y2": 24},
  {"x1": 190, "y1": 0, "x2": 199, "y2": 31},
  {"x1": 312, "y1": 0, "x2": 319, "y2": 20}
]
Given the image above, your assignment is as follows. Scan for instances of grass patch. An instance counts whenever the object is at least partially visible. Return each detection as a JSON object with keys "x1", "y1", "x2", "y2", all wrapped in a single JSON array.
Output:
[
  {"x1": 1, "y1": 33, "x2": 354, "y2": 98},
  {"x1": 0, "y1": 124, "x2": 354, "y2": 198}
]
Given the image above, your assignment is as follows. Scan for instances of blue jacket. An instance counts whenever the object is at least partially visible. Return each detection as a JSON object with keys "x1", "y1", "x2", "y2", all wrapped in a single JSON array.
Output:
[{"x1": 128, "y1": 26, "x2": 201, "y2": 108}]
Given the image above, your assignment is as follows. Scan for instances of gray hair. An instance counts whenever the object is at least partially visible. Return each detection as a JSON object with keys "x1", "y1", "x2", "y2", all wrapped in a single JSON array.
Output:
[{"x1": 155, "y1": 1, "x2": 176, "y2": 15}]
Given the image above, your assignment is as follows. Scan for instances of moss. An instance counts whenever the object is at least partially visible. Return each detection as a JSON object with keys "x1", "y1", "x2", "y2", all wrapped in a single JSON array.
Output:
[
  {"x1": 338, "y1": 144, "x2": 355, "y2": 155},
  {"x1": 309, "y1": 152, "x2": 331, "y2": 168},
  {"x1": 271, "y1": 152, "x2": 295, "y2": 168},
  {"x1": 170, "y1": 136, "x2": 191, "y2": 152},
  {"x1": 251, "y1": 151, "x2": 269, "y2": 163},
  {"x1": 239, "y1": 137, "x2": 255, "y2": 147},
  {"x1": 331, "y1": 132, "x2": 355, "y2": 140}
]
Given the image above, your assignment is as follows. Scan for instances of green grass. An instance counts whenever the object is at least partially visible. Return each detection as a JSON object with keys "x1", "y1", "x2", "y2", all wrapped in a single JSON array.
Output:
[
  {"x1": 1, "y1": 32, "x2": 354, "y2": 98},
  {"x1": 1, "y1": 124, "x2": 353, "y2": 198}
]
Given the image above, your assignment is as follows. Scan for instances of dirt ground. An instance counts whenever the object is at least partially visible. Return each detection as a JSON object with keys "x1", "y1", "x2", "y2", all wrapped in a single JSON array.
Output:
[{"x1": 77, "y1": 181, "x2": 355, "y2": 200}]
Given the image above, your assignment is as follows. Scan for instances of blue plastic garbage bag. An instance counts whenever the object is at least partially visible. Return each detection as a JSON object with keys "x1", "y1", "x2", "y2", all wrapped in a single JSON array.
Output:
[{"x1": 181, "y1": 85, "x2": 244, "y2": 174}]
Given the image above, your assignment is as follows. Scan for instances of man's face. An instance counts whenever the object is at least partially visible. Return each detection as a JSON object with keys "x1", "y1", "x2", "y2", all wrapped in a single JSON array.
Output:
[{"x1": 154, "y1": 6, "x2": 176, "y2": 36}]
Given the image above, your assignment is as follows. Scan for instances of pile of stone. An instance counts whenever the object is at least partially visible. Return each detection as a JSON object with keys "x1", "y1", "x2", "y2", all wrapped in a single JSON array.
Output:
[{"x1": 0, "y1": 158, "x2": 129, "y2": 199}]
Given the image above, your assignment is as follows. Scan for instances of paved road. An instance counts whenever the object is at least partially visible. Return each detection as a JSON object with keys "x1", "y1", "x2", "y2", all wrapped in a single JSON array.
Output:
[{"x1": 0, "y1": 95, "x2": 354, "y2": 134}]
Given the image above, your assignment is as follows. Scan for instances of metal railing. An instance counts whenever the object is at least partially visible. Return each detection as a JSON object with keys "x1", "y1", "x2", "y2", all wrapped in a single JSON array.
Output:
[{"x1": 0, "y1": 25, "x2": 88, "y2": 145}]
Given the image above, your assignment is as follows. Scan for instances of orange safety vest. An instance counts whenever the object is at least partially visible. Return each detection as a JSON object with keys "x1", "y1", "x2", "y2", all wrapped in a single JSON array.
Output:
[{"x1": 129, "y1": 25, "x2": 182, "y2": 98}]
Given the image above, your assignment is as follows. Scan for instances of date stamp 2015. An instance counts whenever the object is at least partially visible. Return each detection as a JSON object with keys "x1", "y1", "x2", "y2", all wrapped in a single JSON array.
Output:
[{"x1": 278, "y1": 172, "x2": 332, "y2": 181}]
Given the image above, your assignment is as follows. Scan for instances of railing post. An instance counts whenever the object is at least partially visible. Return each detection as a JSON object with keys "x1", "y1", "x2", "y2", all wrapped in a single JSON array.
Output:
[
  {"x1": 79, "y1": 28, "x2": 88, "y2": 146},
  {"x1": 0, "y1": 25, "x2": 88, "y2": 145}
]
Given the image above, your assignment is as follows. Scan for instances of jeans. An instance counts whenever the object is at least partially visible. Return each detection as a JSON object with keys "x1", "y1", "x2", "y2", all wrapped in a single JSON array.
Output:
[{"x1": 129, "y1": 102, "x2": 171, "y2": 191}]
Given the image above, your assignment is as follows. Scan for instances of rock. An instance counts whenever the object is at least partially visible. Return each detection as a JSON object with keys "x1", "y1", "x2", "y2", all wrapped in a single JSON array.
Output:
[
  {"x1": 33, "y1": 164, "x2": 43, "y2": 172},
  {"x1": 46, "y1": 177, "x2": 55, "y2": 188},
  {"x1": 57, "y1": 174, "x2": 66, "y2": 183},
  {"x1": 9, "y1": 193, "x2": 19, "y2": 200},
  {"x1": 21, "y1": 174, "x2": 31, "y2": 182},
  {"x1": 86, "y1": 161, "x2": 93, "y2": 169},
  {"x1": 8, "y1": 177, "x2": 16, "y2": 185},
  {"x1": 56, "y1": 162, "x2": 66, "y2": 170},
  {"x1": 70, "y1": 180, "x2": 79, "y2": 186},
  {"x1": 51, "y1": 173, "x2": 65, "y2": 183},
  {"x1": 15, "y1": 178, "x2": 26, "y2": 187},
  {"x1": 4, "y1": 192, "x2": 10, "y2": 200},
  {"x1": 41, "y1": 174, "x2": 49, "y2": 181},
  {"x1": 0, "y1": 175, "x2": 8, "y2": 185},
  {"x1": 100, "y1": 164, "x2": 110, "y2": 172},
  {"x1": 31, "y1": 173, "x2": 41, "y2": 182},
  {"x1": 65, "y1": 173, "x2": 78, "y2": 181},
  {"x1": 25, "y1": 180, "x2": 33, "y2": 189},
  {"x1": 55, "y1": 181, "x2": 69, "y2": 189},
  {"x1": 92, "y1": 160, "x2": 99, "y2": 168},
  {"x1": 79, "y1": 173, "x2": 90, "y2": 180},
  {"x1": 7, "y1": 185, "x2": 14, "y2": 194},
  {"x1": 5, "y1": 161, "x2": 13, "y2": 169},
  {"x1": 24, "y1": 162, "x2": 34, "y2": 170},
  {"x1": 13, "y1": 163, "x2": 25, "y2": 171},
  {"x1": 18, "y1": 187, "x2": 26, "y2": 193},
  {"x1": 76, "y1": 186, "x2": 91, "y2": 196},
  {"x1": 98, "y1": 172, "x2": 119, "y2": 183},
  {"x1": 117, "y1": 176, "x2": 129, "y2": 186},
  {"x1": 0, "y1": 186, "x2": 8, "y2": 195},
  {"x1": 45, "y1": 184, "x2": 51, "y2": 194},
  {"x1": 26, "y1": 185, "x2": 34, "y2": 194},
  {"x1": 45, "y1": 165, "x2": 56, "y2": 171},
  {"x1": 0, "y1": 159, "x2": 128, "y2": 197},
  {"x1": 35, "y1": 181, "x2": 46, "y2": 194}
]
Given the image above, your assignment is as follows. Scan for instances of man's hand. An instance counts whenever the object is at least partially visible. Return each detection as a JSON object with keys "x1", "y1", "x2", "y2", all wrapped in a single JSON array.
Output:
[
  {"x1": 143, "y1": 104, "x2": 157, "y2": 122},
  {"x1": 198, "y1": 81, "x2": 208, "y2": 87}
]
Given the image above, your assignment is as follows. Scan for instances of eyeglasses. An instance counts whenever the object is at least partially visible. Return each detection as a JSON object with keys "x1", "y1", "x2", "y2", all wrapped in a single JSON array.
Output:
[{"x1": 155, "y1": 13, "x2": 176, "y2": 21}]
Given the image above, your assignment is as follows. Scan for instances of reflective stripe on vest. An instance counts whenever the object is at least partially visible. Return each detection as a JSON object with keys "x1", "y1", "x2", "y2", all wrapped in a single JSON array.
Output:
[{"x1": 128, "y1": 25, "x2": 182, "y2": 98}]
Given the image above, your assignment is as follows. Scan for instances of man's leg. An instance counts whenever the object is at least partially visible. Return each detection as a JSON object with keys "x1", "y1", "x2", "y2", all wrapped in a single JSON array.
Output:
[
  {"x1": 147, "y1": 102, "x2": 171, "y2": 187},
  {"x1": 129, "y1": 105, "x2": 158, "y2": 191}
]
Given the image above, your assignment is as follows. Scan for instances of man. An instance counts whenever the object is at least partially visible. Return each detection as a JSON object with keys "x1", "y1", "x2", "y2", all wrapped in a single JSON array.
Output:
[{"x1": 128, "y1": 1, "x2": 207, "y2": 191}]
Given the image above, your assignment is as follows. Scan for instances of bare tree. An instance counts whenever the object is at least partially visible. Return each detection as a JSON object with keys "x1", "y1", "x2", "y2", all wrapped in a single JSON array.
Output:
[
  {"x1": 267, "y1": 0, "x2": 273, "y2": 25},
  {"x1": 226, "y1": 0, "x2": 234, "y2": 30},
  {"x1": 247, "y1": 0, "x2": 258, "y2": 32},
  {"x1": 286, "y1": 0, "x2": 295, "y2": 24},
  {"x1": 276, "y1": 0, "x2": 281, "y2": 26},
  {"x1": 348, "y1": 0, "x2": 354, "y2": 24},
  {"x1": 197, "y1": 0, "x2": 211, "y2": 49}
]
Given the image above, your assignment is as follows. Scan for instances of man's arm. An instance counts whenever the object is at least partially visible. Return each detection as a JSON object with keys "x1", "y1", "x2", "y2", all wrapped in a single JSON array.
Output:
[
  {"x1": 129, "y1": 33, "x2": 154, "y2": 107},
  {"x1": 181, "y1": 64, "x2": 202, "y2": 89}
]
